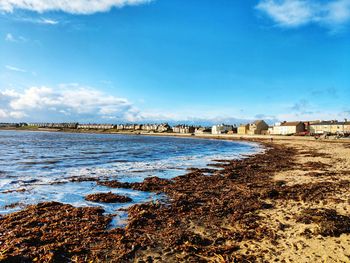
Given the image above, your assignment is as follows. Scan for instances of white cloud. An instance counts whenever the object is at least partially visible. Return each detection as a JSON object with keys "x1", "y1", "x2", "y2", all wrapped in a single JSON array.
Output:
[
  {"x1": 1, "y1": 85, "x2": 347, "y2": 124},
  {"x1": 9, "y1": 111, "x2": 27, "y2": 118},
  {"x1": 0, "y1": 0, "x2": 153, "y2": 14},
  {"x1": 5, "y1": 65, "x2": 27, "y2": 73},
  {"x1": 5, "y1": 33, "x2": 15, "y2": 42},
  {"x1": 9, "y1": 16, "x2": 61, "y2": 26},
  {"x1": 0, "y1": 109, "x2": 8, "y2": 118},
  {"x1": 0, "y1": 85, "x2": 140, "y2": 121},
  {"x1": 38, "y1": 18, "x2": 59, "y2": 25},
  {"x1": 5, "y1": 33, "x2": 27, "y2": 42},
  {"x1": 0, "y1": 85, "x2": 253, "y2": 123},
  {"x1": 0, "y1": 110, "x2": 27, "y2": 119},
  {"x1": 256, "y1": 0, "x2": 350, "y2": 29}
]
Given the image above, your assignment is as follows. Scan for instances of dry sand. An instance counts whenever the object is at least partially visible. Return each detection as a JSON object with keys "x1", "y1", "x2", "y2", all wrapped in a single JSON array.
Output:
[{"x1": 239, "y1": 139, "x2": 350, "y2": 263}]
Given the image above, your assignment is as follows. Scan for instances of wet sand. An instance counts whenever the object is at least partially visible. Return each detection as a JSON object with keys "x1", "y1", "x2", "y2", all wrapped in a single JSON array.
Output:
[{"x1": 0, "y1": 138, "x2": 349, "y2": 262}]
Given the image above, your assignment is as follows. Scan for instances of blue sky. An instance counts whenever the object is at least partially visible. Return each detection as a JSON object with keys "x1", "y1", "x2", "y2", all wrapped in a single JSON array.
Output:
[{"x1": 0, "y1": 0, "x2": 349, "y2": 124}]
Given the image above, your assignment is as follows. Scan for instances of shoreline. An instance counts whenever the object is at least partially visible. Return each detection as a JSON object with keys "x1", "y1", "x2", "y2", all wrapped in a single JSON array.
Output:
[
  {"x1": 0, "y1": 134, "x2": 349, "y2": 261},
  {"x1": 0, "y1": 131, "x2": 263, "y2": 215},
  {"x1": 2, "y1": 127, "x2": 350, "y2": 145}
]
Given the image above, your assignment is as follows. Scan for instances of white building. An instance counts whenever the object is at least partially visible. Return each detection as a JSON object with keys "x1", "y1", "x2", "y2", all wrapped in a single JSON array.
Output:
[
  {"x1": 173, "y1": 125, "x2": 195, "y2": 134},
  {"x1": 271, "y1": 121, "x2": 305, "y2": 135},
  {"x1": 211, "y1": 124, "x2": 233, "y2": 135}
]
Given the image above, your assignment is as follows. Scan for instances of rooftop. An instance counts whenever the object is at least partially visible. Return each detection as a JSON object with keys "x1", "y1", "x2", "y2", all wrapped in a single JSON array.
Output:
[
  {"x1": 310, "y1": 121, "x2": 347, "y2": 126},
  {"x1": 280, "y1": 121, "x2": 303, "y2": 126}
]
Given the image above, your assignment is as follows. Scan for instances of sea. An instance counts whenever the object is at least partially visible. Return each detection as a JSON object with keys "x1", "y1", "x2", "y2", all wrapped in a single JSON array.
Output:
[{"x1": 0, "y1": 130, "x2": 261, "y2": 225}]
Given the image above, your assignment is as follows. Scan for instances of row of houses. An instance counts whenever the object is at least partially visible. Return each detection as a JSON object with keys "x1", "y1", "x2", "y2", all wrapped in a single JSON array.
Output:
[
  {"x1": 267, "y1": 120, "x2": 350, "y2": 135},
  {"x1": 0, "y1": 123, "x2": 27, "y2": 128},
  {"x1": 210, "y1": 120, "x2": 270, "y2": 135},
  {"x1": 27, "y1": 123, "x2": 79, "y2": 129},
  {"x1": 77, "y1": 124, "x2": 115, "y2": 129},
  {"x1": 113, "y1": 123, "x2": 171, "y2": 132},
  {"x1": 309, "y1": 121, "x2": 350, "y2": 135},
  {"x1": 210, "y1": 119, "x2": 350, "y2": 136},
  {"x1": 2, "y1": 119, "x2": 350, "y2": 136},
  {"x1": 236, "y1": 120, "x2": 350, "y2": 136},
  {"x1": 25, "y1": 122, "x2": 172, "y2": 133}
]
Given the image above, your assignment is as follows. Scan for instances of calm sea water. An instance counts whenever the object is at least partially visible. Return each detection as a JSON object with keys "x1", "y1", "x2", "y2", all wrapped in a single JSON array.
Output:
[{"x1": 0, "y1": 130, "x2": 260, "y2": 223}]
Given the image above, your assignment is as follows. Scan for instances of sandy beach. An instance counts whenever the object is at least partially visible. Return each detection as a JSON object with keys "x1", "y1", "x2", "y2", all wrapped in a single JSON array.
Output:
[
  {"x1": 2, "y1": 0, "x2": 349, "y2": 261},
  {"x1": 239, "y1": 139, "x2": 350, "y2": 262},
  {"x1": 0, "y1": 136, "x2": 349, "y2": 262}
]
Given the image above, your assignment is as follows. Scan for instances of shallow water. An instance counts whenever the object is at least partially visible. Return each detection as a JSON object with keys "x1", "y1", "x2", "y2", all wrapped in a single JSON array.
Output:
[{"x1": 0, "y1": 130, "x2": 261, "y2": 222}]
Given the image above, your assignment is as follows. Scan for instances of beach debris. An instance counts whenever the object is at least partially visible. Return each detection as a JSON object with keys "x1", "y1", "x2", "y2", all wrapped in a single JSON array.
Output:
[
  {"x1": 3, "y1": 202, "x2": 25, "y2": 209},
  {"x1": 1, "y1": 188, "x2": 26, "y2": 194},
  {"x1": 1, "y1": 141, "x2": 349, "y2": 261},
  {"x1": 98, "y1": 176, "x2": 171, "y2": 192},
  {"x1": 85, "y1": 192, "x2": 132, "y2": 203},
  {"x1": 297, "y1": 208, "x2": 350, "y2": 237},
  {"x1": 0, "y1": 202, "x2": 114, "y2": 262}
]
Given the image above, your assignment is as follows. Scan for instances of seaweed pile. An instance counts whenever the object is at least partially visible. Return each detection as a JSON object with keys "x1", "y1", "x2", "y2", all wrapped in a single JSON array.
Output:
[
  {"x1": 0, "y1": 202, "x2": 113, "y2": 262},
  {"x1": 0, "y1": 141, "x2": 349, "y2": 262},
  {"x1": 85, "y1": 192, "x2": 132, "y2": 203},
  {"x1": 297, "y1": 208, "x2": 350, "y2": 237}
]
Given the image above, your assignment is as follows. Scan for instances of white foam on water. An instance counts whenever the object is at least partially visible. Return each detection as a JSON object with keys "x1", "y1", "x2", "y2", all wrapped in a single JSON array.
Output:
[{"x1": 0, "y1": 131, "x2": 262, "y2": 225}]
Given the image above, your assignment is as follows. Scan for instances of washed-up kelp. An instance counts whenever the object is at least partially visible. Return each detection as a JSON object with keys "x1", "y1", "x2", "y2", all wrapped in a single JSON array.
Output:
[
  {"x1": 1, "y1": 140, "x2": 349, "y2": 262},
  {"x1": 85, "y1": 192, "x2": 132, "y2": 203}
]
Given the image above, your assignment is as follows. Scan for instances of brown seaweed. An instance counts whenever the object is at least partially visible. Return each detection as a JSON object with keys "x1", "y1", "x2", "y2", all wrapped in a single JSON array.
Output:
[
  {"x1": 85, "y1": 192, "x2": 132, "y2": 203},
  {"x1": 0, "y1": 141, "x2": 349, "y2": 262}
]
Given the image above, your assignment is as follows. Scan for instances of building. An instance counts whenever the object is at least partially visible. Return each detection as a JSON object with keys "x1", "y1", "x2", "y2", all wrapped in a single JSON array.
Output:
[
  {"x1": 0, "y1": 123, "x2": 21, "y2": 128},
  {"x1": 211, "y1": 124, "x2": 234, "y2": 135},
  {"x1": 142, "y1": 124, "x2": 159, "y2": 132},
  {"x1": 303, "y1": 121, "x2": 311, "y2": 132},
  {"x1": 272, "y1": 121, "x2": 305, "y2": 135},
  {"x1": 116, "y1": 124, "x2": 125, "y2": 130},
  {"x1": 238, "y1": 124, "x2": 249, "y2": 135},
  {"x1": 135, "y1": 124, "x2": 143, "y2": 130},
  {"x1": 247, "y1": 120, "x2": 269, "y2": 135},
  {"x1": 267, "y1": 126, "x2": 274, "y2": 135},
  {"x1": 309, "y1": 121, "x2": 347, "y2": 135},
  {"x1": 227, "y1": 128, "x2": 238, "y2": 135},
  {"x1": 77, "y1": 124, "x2": 114, "y2": 129},
  {"x1": 173, "y1": 125, "x2": 195, "y2": 134},
  {"x1": 157, "y1": 123, "x2": 171, "y2": 133},
  {"x1": 29, "y1": 123, "x2": 78, "y2": 129},
  {"x1": 344, "y1": 120, "x2": 350, "y2": 134},
  {"x1": 195, "y1": 127, "x2": 212, "y2": 135}
]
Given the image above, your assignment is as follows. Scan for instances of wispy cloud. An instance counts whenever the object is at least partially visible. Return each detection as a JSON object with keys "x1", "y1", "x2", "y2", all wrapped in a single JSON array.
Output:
[
  {"x1": 0, "y1": 0, "x2": 153, "y2": 15},
  {"x1": 38, "y1": 18, "x2": 59, "y2": 25},
  {"x1": 5, "y1": 33, "x2": 15, "y2": 42},
  {"x1": 5, "y1": 33, "x2": 27, "y2": 42},
  {"x1": 5, "y1": 65, "x2": 27, "y2": 73},
  {"x1": 256, "y1": 0, "x2": 350, "y2": 30},
  {"x1": 9, "y1": 16, "x2": 61, "y2": 25}
]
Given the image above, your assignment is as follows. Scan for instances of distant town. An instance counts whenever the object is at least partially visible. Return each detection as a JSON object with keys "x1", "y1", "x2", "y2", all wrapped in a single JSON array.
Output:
[{"x1": 1, "y1": 119, "x2": 350, "y2": 137}]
